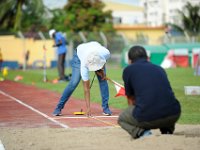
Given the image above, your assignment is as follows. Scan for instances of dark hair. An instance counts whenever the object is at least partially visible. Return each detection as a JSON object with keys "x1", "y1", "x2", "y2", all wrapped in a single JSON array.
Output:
[{"x1": 128, "y1": 45, "x2": 147, "y2": 63}]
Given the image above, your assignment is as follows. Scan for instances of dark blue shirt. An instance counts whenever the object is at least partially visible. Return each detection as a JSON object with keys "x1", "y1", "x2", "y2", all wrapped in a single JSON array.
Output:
[{"x1": 123, "y1": 59, "x2": 181, "y2": 122}]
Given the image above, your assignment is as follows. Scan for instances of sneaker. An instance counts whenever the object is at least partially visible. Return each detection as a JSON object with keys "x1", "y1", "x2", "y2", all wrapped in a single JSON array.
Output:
[
  {"x1": 53, "y1": 108, "x2": 62, "y2": 116},
  {"x1": 102, "y1": 112, "x2": 111, "y2": 116},
  {"x1": 139, "y1": 130, "x2": 152, "y2": 138},
  {"x1": 102, "y1": 109, "x2": 112, "y2": 116}
]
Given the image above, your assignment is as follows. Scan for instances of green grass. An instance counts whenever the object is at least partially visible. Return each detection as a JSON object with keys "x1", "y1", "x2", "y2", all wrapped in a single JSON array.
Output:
[{"x1": 2, "y1": 67, "x2": 200, "y2": 124}]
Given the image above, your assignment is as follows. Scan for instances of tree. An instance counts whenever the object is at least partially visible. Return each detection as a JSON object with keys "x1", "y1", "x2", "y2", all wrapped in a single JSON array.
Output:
[
  {"x1": 62, "y1": 0, "x2": 114, "y2": 32},
  {"x1": 49, "y1": 8, "x2": 67, "y2": 31},
  {"x1": 167, "y1": 2, "x2": 200, "y2": 40},
  {"x1": 0, "y1": 0, "x2": 47, "y2": 32},
  {"x1": 181, "y1": 2, "x2": 200, "y2": 36}
]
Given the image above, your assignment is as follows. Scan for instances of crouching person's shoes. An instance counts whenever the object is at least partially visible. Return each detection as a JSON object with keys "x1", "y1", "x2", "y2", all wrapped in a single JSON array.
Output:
[{"x1": 139, "y1": 130, "x2": 152, "y2": 138}]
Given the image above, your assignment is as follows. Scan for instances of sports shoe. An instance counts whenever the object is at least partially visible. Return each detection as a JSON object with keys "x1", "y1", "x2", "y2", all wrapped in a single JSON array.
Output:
[
  {"x1": 102, "y1": 112, "x2": 112, "y2": 116},
  {"x1": 102, "y1": 108, "x2": 112, "y2": 116},
  {"x1": 139, "y1": 130, "x2": 152, "y2": 138},
  {"x1": 53, "y1": 108, "x2": 62, "y2": 116}
]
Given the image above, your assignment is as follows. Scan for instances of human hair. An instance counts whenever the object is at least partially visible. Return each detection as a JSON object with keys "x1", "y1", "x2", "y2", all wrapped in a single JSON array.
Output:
[{"x1": 128, "y1": 45, "x2": 147, "y2": 63}]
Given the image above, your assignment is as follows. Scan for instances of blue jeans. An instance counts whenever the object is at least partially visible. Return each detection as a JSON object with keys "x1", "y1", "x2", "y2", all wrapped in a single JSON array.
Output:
[{"x1": 55, "y1": 52, "x2": 110, "y2": 112}]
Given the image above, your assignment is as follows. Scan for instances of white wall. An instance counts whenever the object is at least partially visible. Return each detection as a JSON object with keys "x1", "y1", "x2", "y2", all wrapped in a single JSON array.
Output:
[{"x1": 141, "y1": 0, "x2": 200, "y2": 26}]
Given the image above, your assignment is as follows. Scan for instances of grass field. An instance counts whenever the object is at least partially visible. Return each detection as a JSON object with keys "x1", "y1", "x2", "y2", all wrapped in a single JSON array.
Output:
[{"x1": 2, "y1": 67, "x2": 200, "y2": 124}]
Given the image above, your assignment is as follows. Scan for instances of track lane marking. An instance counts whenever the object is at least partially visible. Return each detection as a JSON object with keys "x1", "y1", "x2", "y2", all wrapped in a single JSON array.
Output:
[
  {"x1": 53, "y1": 115, "x2": 118, "y2": 119},
  {"x1": 0, "y1": 90, "x2": 69, "y2": 129},
  {"x1": 53, "y1": 115, "x2": 119, "y2": 127}
]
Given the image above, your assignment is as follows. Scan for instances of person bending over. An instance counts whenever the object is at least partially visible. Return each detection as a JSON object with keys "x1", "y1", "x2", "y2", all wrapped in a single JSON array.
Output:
[{"x1": 53, "y1": 41, "x2": 112, "y2": 116}]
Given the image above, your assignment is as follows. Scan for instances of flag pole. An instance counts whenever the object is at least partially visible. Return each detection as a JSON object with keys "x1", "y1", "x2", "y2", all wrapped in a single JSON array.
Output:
[
  {"x1": 106, "y1": 77, "x2": 126, "y2": 97},
  {"x1": 106, "y1": 77, "x2": 124, "y2": 88}
]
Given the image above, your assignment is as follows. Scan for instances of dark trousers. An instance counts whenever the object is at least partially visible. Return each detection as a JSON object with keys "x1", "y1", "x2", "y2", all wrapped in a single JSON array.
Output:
[
  {"x1": 118, "y1": 105, "x2": 181, "y2": 139},
  {"x1": 57, "y1": 53, "x2": 66, "y2": 80}
]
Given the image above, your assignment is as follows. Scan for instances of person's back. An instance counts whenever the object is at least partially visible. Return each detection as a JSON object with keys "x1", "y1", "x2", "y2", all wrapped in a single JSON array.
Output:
[
  {"x1": 118, "y1": 45, "x2": 181, "y2": 139},
  {"x1": 123, "y1": 59, "x2": 180, "y2": 122}
]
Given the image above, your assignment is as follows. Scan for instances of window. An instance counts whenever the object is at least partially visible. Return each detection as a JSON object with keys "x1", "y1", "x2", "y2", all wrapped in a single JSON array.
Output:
[{"x1": 113, "y1": 17, "x2": 122, "y2": 24}]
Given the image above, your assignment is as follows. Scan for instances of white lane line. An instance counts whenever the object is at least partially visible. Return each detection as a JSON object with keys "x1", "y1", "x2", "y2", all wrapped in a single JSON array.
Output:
[
  {"x1": 91, "y1": 116, "x2": 119, "y2": 127},
  {"x1": 0, "y1": 90, "x2": 69, "y2": 129},
  {"x1": 0, "y1": 140, "x2": 5, "y2": 150},
  {"x1": 53, "y1": 115, "x2": 119, "y2": 119}
]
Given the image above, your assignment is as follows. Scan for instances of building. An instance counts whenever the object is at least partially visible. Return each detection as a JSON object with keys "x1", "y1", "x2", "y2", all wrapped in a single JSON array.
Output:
[
  {"x1": 103, "y1": 0, "x2": 144, "y2": 25},
  {"x1": 102, "y1": 0, "x2": 166, "y2": 45},
  {"x1": 140, "y1": 0, "x2": 200, "y2": 27}
]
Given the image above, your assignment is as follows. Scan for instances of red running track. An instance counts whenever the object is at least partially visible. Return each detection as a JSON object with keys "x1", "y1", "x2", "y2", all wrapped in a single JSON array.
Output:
[{"x1": 0, "y1": 80, "x2": 121, "y2": 129}]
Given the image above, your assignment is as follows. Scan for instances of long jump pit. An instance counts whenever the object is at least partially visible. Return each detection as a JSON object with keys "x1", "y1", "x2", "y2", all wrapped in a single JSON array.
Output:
[{"x1": 0, "y1": 80, "x2": 121, "y2": 129}]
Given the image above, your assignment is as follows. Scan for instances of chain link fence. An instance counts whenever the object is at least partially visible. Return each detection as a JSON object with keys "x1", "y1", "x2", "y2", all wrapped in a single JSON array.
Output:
[{"x1": 0, "y1": 30, "x2": 200, "y2": 69}]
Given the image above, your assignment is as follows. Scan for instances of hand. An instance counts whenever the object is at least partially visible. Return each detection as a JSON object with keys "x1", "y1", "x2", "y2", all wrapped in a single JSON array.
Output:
[
  {"x1": 95, "y1": 69, "x2": 106, "y2": 80},
  {"x1": 104, "y1": 77, "x2": 109, "y2": 81}
]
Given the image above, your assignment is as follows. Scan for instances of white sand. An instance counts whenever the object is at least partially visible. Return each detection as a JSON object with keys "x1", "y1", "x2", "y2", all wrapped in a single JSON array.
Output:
[{"x1": 0, "y1": 124, "x2": 200, "y2": 150}]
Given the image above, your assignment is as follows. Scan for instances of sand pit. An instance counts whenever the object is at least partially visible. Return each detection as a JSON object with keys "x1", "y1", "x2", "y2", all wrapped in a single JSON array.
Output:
[{"x1": 0, "y1": 124, "x2": 200, "y2": 150}]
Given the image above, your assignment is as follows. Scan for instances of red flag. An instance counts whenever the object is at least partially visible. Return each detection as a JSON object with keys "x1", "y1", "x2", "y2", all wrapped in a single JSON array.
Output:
[{"x1": 112, "y1": 80, "x2": 126, "y2": 97}]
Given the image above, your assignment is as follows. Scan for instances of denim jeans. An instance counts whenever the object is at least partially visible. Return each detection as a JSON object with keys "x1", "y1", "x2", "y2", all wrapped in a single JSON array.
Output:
[{"x1": 55, "y1": 52, "x2": 110, "y2": 112}]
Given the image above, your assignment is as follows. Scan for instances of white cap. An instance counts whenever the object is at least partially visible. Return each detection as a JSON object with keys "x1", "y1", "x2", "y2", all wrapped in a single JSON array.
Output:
[
  {"x1": 49, "y1": 29, "x2": 56, "y2": 38},
  {"x1": 86, "y1": 52, "x2": 106, "y2": 71}
]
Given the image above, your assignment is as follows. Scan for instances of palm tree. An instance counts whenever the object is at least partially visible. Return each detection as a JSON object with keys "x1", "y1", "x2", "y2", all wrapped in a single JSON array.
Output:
[
  {"x1": 0, "y1": 0, "x2": 46, "y2": 31},
  {"x1": 181, "y1": 2, "x2": 200, "y2": 37},
  {"x1": 167, "y1": 2, "x2": 200, "y2": 41}
]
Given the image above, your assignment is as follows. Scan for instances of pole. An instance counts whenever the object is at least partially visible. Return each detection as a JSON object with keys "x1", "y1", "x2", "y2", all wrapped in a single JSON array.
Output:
[
  {"x1": 38, "y1": 31, "x2": 47, "y2": 82},
  {"x1": 78, "y1": 32, "x2": 87, "y2": 43},
  {"x1": 99, "y1": 31, "x2": 108, "y2": 48},
  {"x1": 90, "y1": 74, "x2": 96, "y2": 89},
  {"x1": 106, "y1": 77, "x2": 124, "y2": 87},
  {"x1": 17, "y1": 31, "x2": 26, "y2": 71}
]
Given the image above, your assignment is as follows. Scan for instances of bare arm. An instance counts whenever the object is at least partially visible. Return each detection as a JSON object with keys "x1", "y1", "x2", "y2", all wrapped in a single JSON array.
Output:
[{"x1": 82, "y1": 80, "x2": 91, "y2": 116}]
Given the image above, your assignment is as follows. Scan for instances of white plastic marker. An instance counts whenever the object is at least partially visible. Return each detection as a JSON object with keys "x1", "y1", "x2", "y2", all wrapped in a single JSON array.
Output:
[
  {"x1": 0, "y1": 140, "x2": 5, "y2": 150},
  {"x1": 0, "y1": 90, "x2": 69, "y2": 129}
]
